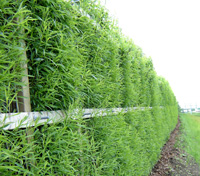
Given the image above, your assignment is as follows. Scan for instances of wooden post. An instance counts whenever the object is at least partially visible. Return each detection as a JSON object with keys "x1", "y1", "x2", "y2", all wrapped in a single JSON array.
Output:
[
  {"x1": 17, "y1": 36, "x2": 34, "y2": 145},
  {"x1": 17, "y1": 42, "x2": 31, "y2": 113},
  {"x1": 16, "y1": 8, "x2": 35, "y2": 167},
  {"x1": 78, "y1": 124, "x2": 84, "y2": 176},
  {"x1": 14, "y1": 2, "x2": 31, "y2": 114}
]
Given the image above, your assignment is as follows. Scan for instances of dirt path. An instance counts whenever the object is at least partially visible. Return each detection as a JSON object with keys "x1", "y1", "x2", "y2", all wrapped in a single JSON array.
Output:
[{"x1": 150, "y1": 118, "x2": 200, "y2": 176}]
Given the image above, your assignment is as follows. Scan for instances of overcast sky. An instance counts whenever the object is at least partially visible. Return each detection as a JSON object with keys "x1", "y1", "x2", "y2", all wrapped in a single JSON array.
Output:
[{"x1": 101, "y1": 0, "x2": 200, "y2": 107}]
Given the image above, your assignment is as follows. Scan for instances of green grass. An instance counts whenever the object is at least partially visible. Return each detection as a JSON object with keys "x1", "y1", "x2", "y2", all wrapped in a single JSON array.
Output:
[{"x1": 180, "y1": 113, "x2": 200, "y2": 165}]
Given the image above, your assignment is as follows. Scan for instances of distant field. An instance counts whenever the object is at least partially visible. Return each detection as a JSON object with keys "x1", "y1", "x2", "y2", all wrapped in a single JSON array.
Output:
[{"x1": 180, "y1": 113, "x2": 200, "y2": 164}]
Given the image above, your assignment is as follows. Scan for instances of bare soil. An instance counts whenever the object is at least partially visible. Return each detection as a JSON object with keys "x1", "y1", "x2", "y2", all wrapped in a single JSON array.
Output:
[{"x1": 150, "y1": 118, "x2": 200, "y2": 176}]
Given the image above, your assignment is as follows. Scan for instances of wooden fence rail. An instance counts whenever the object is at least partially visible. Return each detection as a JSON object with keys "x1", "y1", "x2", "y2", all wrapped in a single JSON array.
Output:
[{"x1": 0, "y1": 107, "x2": 152, "y2": 130}]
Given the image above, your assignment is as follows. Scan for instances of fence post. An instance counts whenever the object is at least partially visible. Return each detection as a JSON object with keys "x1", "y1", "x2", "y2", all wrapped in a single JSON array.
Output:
[
  {"x1": 78, "y1": 124, "x2": 84, "y2": 176},
  {"x1": 16, "y1": 7, "x2": 35, "y2": 167}
]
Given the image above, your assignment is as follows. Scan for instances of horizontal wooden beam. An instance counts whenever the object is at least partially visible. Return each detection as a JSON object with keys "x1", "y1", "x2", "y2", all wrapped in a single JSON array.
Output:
[{"x1": 0, "y1": 107, "x2": 152, "y2": 130}]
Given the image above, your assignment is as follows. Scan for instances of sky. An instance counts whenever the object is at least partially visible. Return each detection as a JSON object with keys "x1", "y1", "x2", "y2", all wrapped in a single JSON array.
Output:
[{"x1": 100, "y1": 0, "x2": 200, "y2": 108}]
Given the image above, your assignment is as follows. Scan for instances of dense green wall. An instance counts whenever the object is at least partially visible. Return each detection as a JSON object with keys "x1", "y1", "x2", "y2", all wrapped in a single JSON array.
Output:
[{"x1": 0, "y1": 0, "x2": 178, "y2": 175}]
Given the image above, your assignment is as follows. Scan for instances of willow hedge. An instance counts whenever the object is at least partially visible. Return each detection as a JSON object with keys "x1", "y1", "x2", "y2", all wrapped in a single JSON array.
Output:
[{"x1": 0, "y1": 0, "x2": 178, "y2": 175}]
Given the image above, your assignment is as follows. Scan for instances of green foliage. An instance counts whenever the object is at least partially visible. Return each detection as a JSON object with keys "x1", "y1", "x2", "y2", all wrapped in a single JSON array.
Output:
[
  {"x1": 0, "y1": 0, "x2": 28, "y2": 112},
  {"x1": 0, "y1": 0, "x2": 178, "y2": 175},
  {"x1": 180, "y1": 113, "x2": 200, "y2": 165}
]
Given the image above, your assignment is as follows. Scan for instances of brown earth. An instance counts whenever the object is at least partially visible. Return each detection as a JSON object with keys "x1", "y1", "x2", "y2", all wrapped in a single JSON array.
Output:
[{"x1": 150, "y1": 118, "x2": 200, "y2": 176}]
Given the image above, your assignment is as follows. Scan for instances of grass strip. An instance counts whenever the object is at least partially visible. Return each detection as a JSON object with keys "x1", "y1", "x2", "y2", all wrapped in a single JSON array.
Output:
[{"x1": 180, "y1": 113, "x2": 200, "y2": 165}]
